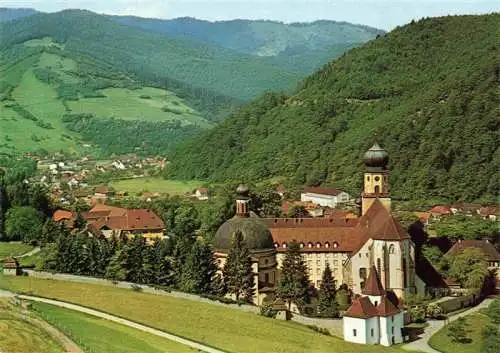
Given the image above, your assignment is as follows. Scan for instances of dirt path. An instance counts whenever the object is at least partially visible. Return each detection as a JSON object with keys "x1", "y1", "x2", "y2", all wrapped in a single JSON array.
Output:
[
  {"x1": 18, "y1": 294, "x2": 225, "y2": 353},
  {"x1": 402, "y1": 298, "x2": 494, "y2": 353}
]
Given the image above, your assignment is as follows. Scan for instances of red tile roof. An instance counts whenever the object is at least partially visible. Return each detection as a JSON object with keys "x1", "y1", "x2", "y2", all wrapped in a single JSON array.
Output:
[
  {"x1": 265, "y1": 217, "x2": 359, "y2": 252},
  {"x1": 362, "y1": 265, "x2": 385, "y2": 296},
  {"x1": 344, "y1": 296, "x2": 379, "y2": 319},
  {"x1": 302, "y1": 187, "x2": 345, "y2": 196},
  {"x1": 84, "y1": 205, "x2": 164, "y2": 232},
  {"x1": 445, "y1": 240, "x2": 500, "y2": 261},
  {"x1": 126, "y1": 209, "x2": 164, "y2": 230},
  {"x1": 429, "y1": 205, "x2": 451, "y2": 215},
  {"x1": 53, "y1": 210, "x2": 73, "y2": 222},
  {"x1": 376, "y1": 295, "x2": 401, "y2": 317},
  {"x1": 478, "y1": 206, "x2": 499, "y2": 216}
]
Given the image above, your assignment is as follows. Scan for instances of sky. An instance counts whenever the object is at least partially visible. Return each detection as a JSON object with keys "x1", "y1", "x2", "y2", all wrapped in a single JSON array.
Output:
[{"x1": 2, "y1": 0, "x2": 499, "y2": 30}]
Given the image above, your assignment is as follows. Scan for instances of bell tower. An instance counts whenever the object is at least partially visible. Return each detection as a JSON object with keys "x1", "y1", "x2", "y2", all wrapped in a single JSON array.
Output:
[{"x1": 362, "y1": 143, "x2": 391, "y2": 215}]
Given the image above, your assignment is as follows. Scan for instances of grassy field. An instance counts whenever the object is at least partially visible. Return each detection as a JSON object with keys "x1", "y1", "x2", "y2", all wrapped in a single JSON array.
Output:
[
  {"x1": 0, "y1": 242, "x2": 34, "y2": 260},
  {"x1": 0, "y1": 300, "x2": 63, "y2": 353},
  {"x1": 30, "y1": 302, "x2": 196, "y2": 353},
  {"x1": 428, "y1": 311, "x2": 496, "y2": 353},
  {"x1": 1, "y1": 68, "x2": 81, "y2": 154},
  {"x1": 67, "y1": 87, "x2": 210, "y2": 127},
  {"x1": 110, "y1": 177, "x2": 202, "y2": 196},
  {"x1": 0, "y1": 275, "x2": 403, "y2": 353}
]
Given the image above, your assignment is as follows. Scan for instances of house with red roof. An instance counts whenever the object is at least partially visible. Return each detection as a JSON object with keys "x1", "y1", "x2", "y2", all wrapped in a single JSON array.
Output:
[
  {"x1": 194, "y1": 188, "x2": 209, "y2": 201},
  {"x1": 445, "y1": 239, "x2": 500, "y2": 276},
  {"x1": 343, "y1": 266, "x2": 404, "y2": 346},
  {"x1": 54, "y1": 204, "x2": 165, "y2": 244},
  {"x1": 429, "y1": 205, "x2": 452, "y2": 221}
]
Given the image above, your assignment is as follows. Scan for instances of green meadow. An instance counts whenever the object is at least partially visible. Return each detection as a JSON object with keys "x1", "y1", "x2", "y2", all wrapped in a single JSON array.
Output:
[
  {"x1": 110, "y1": 177, "x2": 202, "y2": 196},
  {"x1": 30, "y1": 302, "x2": 196, "y2": 353},
  {"x1": 0, "y1": 275, "x2": 404, "y2": 353}
]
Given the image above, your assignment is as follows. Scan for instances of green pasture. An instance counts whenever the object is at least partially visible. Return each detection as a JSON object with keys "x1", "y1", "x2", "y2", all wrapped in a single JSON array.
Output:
[
  {"x1": 0, "y1": 275, "x2": 404, "y2": 353},
  {"x1": 109, "y1": 177, "x2": 202, "y2": 196},
  {"x1": 67, "y1": 87, "x2": 210, "y2": 127},
  {"x1": 30, "y1": 302, "x2": 196, "y2": 353}
]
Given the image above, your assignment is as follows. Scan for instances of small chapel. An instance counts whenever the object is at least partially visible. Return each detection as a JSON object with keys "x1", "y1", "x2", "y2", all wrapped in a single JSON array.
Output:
[{"x1": 343, "y1": 265, "x2": 404, "y2": 346}]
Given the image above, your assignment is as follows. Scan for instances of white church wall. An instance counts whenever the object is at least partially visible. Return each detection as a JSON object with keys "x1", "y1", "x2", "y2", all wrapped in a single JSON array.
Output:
[
  {"x1": 379, "y1": 313, "x2": 404, "y2": 346},
  {"x1": 343, "y1": 317, "x2": 367, "y2": 344},
  {"x1": 365, "y1": 317, "x2": 380, "y2": 345},
  {"x1": 350, "y1": 240, "x2": 372, "y2": 294}
]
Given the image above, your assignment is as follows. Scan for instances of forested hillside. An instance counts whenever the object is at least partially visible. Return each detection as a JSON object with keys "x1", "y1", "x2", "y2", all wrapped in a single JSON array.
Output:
[
  {"x1": 166, "y1": 14, "x2": 500, "y2": 203},
  {"x1": 0, "y1": 8, "x2": 38, "y2": 22}
]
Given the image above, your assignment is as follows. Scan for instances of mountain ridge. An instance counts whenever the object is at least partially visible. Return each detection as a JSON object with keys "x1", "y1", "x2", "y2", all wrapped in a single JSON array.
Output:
[{"x1": 165, "y1": 14, "x2": 500, "y2": 203}]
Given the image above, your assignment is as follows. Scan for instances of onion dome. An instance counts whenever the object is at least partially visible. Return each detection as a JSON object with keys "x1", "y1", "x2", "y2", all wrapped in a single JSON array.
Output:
[
  {"x1": 236, "y1": 184, "x2": 249, "y2": 197},
  {"x1": 213, "y1": 217, "x2": 274, "y2": 252},
  {"x1": 363, "y1": 143, "x2": 389, "y2": 170}
]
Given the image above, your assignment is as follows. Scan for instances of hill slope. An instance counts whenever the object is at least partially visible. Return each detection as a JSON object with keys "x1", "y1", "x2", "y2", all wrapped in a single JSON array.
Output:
[
  {"x1": 166, "y1": 14, "x2": 500, "y2": 202},
  {"x1": 0, "y1": 10, "x2": 301, "y2": 103}
]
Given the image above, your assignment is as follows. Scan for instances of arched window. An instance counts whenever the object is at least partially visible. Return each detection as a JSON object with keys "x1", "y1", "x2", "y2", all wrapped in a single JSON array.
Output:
[
  {"x1": 325, "y1": 242, "x2": 330, "y2": 248},
  {"x1": 333, "y1": 242, "x2": 339, "y2": 248},
  {"x1": 300, "y1": 243, "x2": 304, "y2": 248},
  {"x1": 282, "y1": 242, "x2": 287, "y2": 249},
  {"x1": 274, "y1": 243, "x2": 279, "y2": 248},
  {"x1": 316, "y1": 242, "x2": 321, "y2": 248},
  {"x1": 377, "y1": 258, "x2": 382, "y2": 274},
  {"x1": 389, "y1": 244, "x2": 395, "y2": 254},
  {"x1": 374, "y1": 185, "x2": 380, "y2": 193}
]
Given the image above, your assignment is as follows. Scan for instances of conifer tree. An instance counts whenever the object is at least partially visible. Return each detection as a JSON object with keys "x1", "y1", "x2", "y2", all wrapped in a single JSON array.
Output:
[
  {"x1": 276, "y1": 240, "x2": 309, "y2": 310},
  {"x1": 317, "y1": 263, "x2": 339, "y2": 317},
  {"x1": 180, "y1": 238, "x2": 217, "y2": 294},
  {"x1": 223, "y1": 231, "x2": 254, "y2": 303}
]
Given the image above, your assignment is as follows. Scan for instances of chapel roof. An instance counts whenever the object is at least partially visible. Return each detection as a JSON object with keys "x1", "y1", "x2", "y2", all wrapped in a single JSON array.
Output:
[
  {"x1": 376, "y1": 295, "x2": 401, "y2": 317},
  {"x1": 343, "y1": 296, "x2": 379, "y2": 319},
  {"x1": 362, "y1": 265, "x2": 385, "y2": 296}
]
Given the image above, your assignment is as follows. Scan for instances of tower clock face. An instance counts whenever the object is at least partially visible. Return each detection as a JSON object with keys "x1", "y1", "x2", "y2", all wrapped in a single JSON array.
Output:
[{"x1": 374, "y1": 176, "x2": 380, "y2": 182}]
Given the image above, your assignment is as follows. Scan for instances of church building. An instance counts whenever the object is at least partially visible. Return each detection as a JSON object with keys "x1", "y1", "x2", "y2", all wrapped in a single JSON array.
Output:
[{"x1": 213, "y1": 143, "x2": 444, "y2": 305}]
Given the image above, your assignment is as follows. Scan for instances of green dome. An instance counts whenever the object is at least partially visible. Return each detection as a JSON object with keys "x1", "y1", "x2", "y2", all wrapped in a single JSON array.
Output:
[
  {"x1": 363, "y1": 143, "x2": 389, "y2": 169},
  {"x1": 213, "y1": 216, "x2": 274, "y2": 252}
]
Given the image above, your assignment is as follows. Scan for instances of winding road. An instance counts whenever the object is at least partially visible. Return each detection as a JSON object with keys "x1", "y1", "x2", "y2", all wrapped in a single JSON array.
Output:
[{"x1": 0, "y1": 290, "x2": 224, "y2": 353}]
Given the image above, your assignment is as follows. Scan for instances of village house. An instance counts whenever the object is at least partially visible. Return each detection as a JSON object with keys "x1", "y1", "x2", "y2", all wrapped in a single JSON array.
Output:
[
  {"x1": 300, "y1": 186, "x2": 352, "y2": 209},
  {"x1": 3, "y1": 257, "x2": 22, "y2": 276},
  {"x1": 194, "y1": 188, "x2": 209, "y2": 201},
  {"x1": 450, "y1": 203, "x2": 482, "y2": 216},
  {"x1": 445, "y1": 239, "x2": 500, "y2": 277},
  {"x1": 212, "y1": 144, "x2": 446, "y2": 306},
  {"x1": 428, "y1": 205, "x2": 452, "y2": 221},
  {"x1": 478, "y1": 206, "x2": 499, "y2": 221}
]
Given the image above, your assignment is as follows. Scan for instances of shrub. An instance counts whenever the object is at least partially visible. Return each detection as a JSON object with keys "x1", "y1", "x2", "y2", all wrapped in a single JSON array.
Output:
[
  {"x1": 487, "y1": 299, "x2": 500, "y2": 324},
  {"x1": 447, "y1": 317, "x2": 469, "y2": 343},
  {"x1": 306, "y1": 325, "x2": 331, "y2": 336},
  {"x1": 482, "y1": 324, "x2": 499, "y2": 353},
  {"x1": 140, "y1": 95, "x2": 152, "y2": 99},
  {"x1": 409, "y1": 306, "x2": 426, "y2": 323},
  {"x1": 438, "y1": 291, "x2": 479, "y2": 314},
  {"x1": 260, "y1": 302, "x2": 278, "y2": 319},
  {"x1": 131, "y1": 284, "x2": 143, "y2": 292},
  {"x1": 426, "y1": 303, "x2": 444, "y2": 319}
]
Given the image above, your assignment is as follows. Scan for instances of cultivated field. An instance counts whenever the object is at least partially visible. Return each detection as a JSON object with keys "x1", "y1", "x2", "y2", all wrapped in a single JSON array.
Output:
[
  {"x1": 0, "y1": 299, "x2": 63, "y2": 353},
  {"x1": 0, "y1": 275, "x2": 403, "y2": 353},
  {"x1": 110, "y1": 177, "x2": 202, "y2": 196},
  {"x1": 31, "y1": 302, "x2": 196, "y2": 353},
  {"x1": 429, "y1": 310, "x2": 497, "y2": 353}
]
